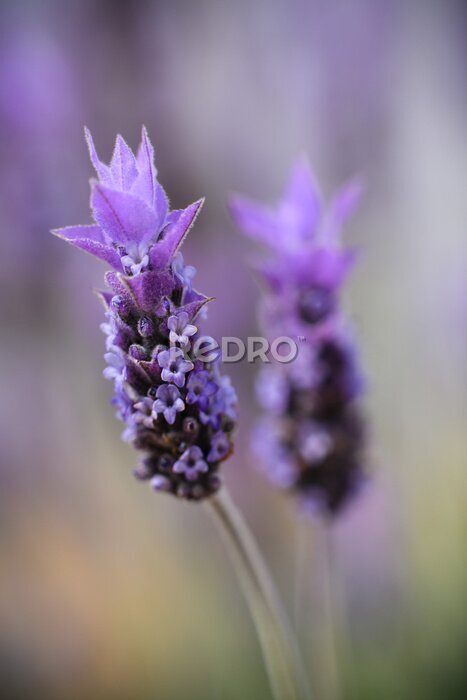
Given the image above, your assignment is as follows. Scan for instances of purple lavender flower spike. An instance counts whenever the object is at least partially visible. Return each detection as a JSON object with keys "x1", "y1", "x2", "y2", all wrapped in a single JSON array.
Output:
[
  {"x1": 52, "y1": 128, "x2": 237, "y2": 501},
  {"x1": 230, "y1": 160, "x2": 366, "y2": 517}
]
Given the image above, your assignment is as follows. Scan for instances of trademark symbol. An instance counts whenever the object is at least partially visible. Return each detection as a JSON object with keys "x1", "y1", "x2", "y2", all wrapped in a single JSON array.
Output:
[{"x1": 298, "y1": 336, "x2": 306, "y2": 342}]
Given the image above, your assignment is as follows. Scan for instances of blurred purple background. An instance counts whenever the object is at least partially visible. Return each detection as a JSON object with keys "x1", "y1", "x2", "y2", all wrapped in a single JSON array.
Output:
[{"x1": 1, "y1": 1, "x2": 466, "y2": 698}]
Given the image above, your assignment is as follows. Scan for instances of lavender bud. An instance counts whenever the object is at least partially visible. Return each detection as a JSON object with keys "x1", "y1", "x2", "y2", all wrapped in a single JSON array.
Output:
[
  {"x1": 129, "y1": 344, "x2": 148, "y2": 360},
  {"x1": 155, "y1": 298, "x2": 170, "y2": 317},
  {"x1": 183, "y1": 416, "x2": 199, "y2": 438},
  {"x1": 151, "y1": 475, "x2": 171, "y2": 492},
  {"x1": 298, "y1": 287, "x2": 334, "y2": 325},
  {"x1": 133, "y1": 463, "x2": 154, "y2": 480},
  {"x1": 138, "y1": 316, "x2": 154, "y2": 338},
  {"x1": 158, "y1": 454, "x2": 175, "y2": 472},
  {"x1": 111, "y1": 294, "x2": 132, "y2": 318}
]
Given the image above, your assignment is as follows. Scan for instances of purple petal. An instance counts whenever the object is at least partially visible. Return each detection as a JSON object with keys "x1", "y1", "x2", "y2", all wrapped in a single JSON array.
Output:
[
  {"x1": 125, "y1": 270, "x2": 174, "y2": 313},
  {"x1": 52, "y1": 224, "x2": 105, "y2": 243},
  {"x1": 177, "y1": 296, "x2": 212, "y2": 322},
  {"x1": 281, "y1": 158, "x2": 322, "y2": 239},
  {"x1": 297, "y1": 248, "x2": 358, "y2": 289},
  {"x1": 138, "y1": 357, "x2": 162, "y2": 382},
  {"x1": 84, "y1": 127, "x2": 112, "y2": 185},
  {"x1": 94, "y1": 289, "x2": 113, "y2": 308},
  {"x1": 104, "y1": 271, "x2": 137, "y2": 312},
  {"x1": 52, "y1": 226, "x2": 122, "y2": 269},
  {"x1": 228, "y1": 195, "x2": 279, "y2": 247},
  {"x1": 167, "y1": 316, "x2": 178, "y2": 332},
  {"x1": 62, "y1": 238, "x2": 123, "y2": 270},
  {"x1": 110, "y1": 134, "x2": 138, "y2": 191},
  {"x1": 179, "y1": 359, "x2": 194, "y2": 373},
  {"x1": 149, "y1": 199, "x2": 204, "y2": 270},
  {"x1": 172, "y1": 373, "x2": 185, "y2": 388},
  {"x1": 160, "y1": 295, "x2": 211, "y2": 336},
  {"x1": 91, "y1": 182, "x2": 159, "y2": 246},
  {"x1": 133, "y1": 125, "x2": 158, "y2": 206},
  {"x1": 323, "y1": 179, "x2": 364, "y2": 240},
  {"x1": 164, "y1": 407, "x2": 176, "y2": 425},
  {"x1": 154, "y1": 183, "x2": 169, "y2": 230}
]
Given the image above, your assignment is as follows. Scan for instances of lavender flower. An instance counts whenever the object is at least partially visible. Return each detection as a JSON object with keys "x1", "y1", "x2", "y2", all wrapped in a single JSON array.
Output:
[
  {"x1": 167, "y1": 312, "x2": 197, "y2": 347},
  {"x1": 230, "y1": 159, "x2": 366, "y2": 516},
  {"x1": 157, "y1": 349, "x2": 194, "y2": 387},
  {"x1": 52, "y1": 128, "x2": 237, "y2": 500},
  {"x1": 173, "y1": 446, "x2": 209, "y2": 481},
  {"x1": 152, "y1": 384, "x2": 185, "y2": 425},
  {"x1": 186, "y1": 369, "x2": 217, "y2": 410}
]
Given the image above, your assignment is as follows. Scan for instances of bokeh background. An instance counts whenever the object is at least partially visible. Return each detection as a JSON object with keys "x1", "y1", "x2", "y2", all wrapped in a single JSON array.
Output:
[{"x1": 1, "y1": 0, "x2": 466, "y2": 698}]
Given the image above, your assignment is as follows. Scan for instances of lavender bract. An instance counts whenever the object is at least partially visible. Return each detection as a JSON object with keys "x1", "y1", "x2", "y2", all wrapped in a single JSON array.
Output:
[
  {"x1": 230, "y1": 160, "x2": 366, "y2": 516},
  {"x1": 53, "y1": 128, "x2": 236, "y2": 501}
]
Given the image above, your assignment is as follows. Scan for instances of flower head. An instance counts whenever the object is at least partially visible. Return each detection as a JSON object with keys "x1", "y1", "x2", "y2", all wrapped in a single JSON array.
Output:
[
  {"x1": 230, "y1": 160, "x2": 365, "y2": 517},
  {"x1": 52, "y1": 128, "x2": 237, "y2": 501},
  {"x1": 52, "y1": 127, "x2": 204, "y2": 277}
]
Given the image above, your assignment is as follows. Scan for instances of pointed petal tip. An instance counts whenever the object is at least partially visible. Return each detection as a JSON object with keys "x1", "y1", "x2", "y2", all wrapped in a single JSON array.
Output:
[
  {"x1": 51, "y1": 224, "x2": 103, "y2": 242},
  {"x1": 288, "y1": 154, "x2": 320, "y2": 188},
  {"x1": 190, "y1": 196, "x2": 205, "y2": 218},
  {"x1": 84, "y1": 126, "x2": 95, "y2": 151},
  {"x1": 93, "y1": 288, "x2": 113, "y2": 308},
  {"x1": 139, "y1": 124, "x2": 154, "y2": 152},
  {"x1": 50, "y1": 226, "x2": 78, "y2": 241},
  {"x1": 113, "y1": 132, "x2": 132, "y2": 153}
]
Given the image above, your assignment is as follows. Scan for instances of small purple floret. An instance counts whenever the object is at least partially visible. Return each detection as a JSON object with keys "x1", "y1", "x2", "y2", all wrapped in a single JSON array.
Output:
[
  {"x1": 173, "y1": 446, "x2": 209, "y2": 482},
  {"x1": 153, "y1": 384, "x2": 185, "y2": 425},
  {"x1": 207, "y1": 432, "x2": 231, "y2": 463},
  {"x1": 186, "y1": 370, "x2": 217, "y2": 410},
  {"x1": 157, "y1": 349, "x2": 194, "y2": 387},
  {"x1": 167, "y1": 311, "x2": 197, "y2": 347}
]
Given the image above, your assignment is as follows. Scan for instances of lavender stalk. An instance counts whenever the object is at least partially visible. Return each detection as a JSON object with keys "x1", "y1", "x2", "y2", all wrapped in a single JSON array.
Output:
[
  {"x1": 52, "y1": 128, "x2": 307, "y2": 699},
  {"x1": 206, "y1": 489, "x2": 311, "y2": 700},
  {"x1": 231, "y1": 159, "x2": 368, "y2": 699},
  {"x1": 230, "y1": 159, "x2": 367, "y2": 517},
  {"x1": 53, "y1": 127, "x2": 236, "y2": 500}
]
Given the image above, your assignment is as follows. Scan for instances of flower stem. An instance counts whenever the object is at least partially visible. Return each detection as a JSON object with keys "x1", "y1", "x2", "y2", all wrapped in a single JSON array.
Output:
[
  {"x1": 319, "y1": 524, "x2": 342, "y2": 700},
  {"x1": 205, "y1": 488, "x2": 311, "y2": 700}
]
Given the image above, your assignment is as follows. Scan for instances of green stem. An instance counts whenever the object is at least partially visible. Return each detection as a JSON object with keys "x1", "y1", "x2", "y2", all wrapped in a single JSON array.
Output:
[
  {"x1": 319, "y1": 524, "x2": 342, "y2": 700},
  {"x1": 206, "y1": 488, "x2": 311, "y2": 700}
]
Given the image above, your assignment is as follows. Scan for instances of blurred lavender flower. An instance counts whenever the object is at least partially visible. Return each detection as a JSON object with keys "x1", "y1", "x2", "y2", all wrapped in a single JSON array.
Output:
[
  {"x1": 53, "y1": 128, "x2": 237, "y2": 501},
  {"x1": 230, "y1": 160, "x2": 366, "y2": 516}
]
